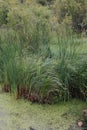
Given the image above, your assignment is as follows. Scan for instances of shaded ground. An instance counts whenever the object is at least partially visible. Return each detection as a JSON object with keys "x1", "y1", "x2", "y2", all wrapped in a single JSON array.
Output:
[{"x1": 0, "y1": 88, "x2": 86, "y2": 130}]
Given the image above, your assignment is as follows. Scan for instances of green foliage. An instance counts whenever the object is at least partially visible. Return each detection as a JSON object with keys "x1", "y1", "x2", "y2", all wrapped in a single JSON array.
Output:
[
  {"x1": 0, "y1": 0, "x2": 87, "y2": 103},
  {"x1": 0, "y1": 28, "x2": 87, "y2": 102},
  {"x1": 0, "y1": 5, "x2": 8, "y2": 26},
  {"x1": 53, "y1": 0, "x2": 87, "y2": 30}
]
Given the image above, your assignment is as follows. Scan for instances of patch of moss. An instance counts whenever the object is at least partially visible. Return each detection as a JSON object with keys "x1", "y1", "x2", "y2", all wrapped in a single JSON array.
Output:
[{"x1": 0, "y1": 90, "x2": 86, "y2": 130}]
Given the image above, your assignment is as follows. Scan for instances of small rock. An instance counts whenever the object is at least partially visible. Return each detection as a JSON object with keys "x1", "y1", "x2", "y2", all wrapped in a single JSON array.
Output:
[{"x1": 78, "y1": 121, "x2": 83, "y2": 127}]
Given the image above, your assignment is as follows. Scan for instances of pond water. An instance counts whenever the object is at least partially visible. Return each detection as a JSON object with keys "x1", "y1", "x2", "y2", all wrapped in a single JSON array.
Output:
[{"x1": 0, "y1": 88, "x2": 86, "y2": 130}]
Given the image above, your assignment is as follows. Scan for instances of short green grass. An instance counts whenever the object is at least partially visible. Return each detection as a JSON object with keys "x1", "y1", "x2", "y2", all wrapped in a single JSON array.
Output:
[{"x1": 50, "y1": 37, "x2": 87, "y2": 55}]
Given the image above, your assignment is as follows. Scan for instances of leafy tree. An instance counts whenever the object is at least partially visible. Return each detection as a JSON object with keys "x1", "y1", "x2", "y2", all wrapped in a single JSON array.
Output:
[{"x1": 53, "y1": 0, "x2": 87, "y2": 31}]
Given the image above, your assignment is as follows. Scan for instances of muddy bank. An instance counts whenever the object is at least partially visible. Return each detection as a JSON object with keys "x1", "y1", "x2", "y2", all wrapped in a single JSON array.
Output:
[{"x1": 0, "y1": 89, "x2": 86, "y2": 130}]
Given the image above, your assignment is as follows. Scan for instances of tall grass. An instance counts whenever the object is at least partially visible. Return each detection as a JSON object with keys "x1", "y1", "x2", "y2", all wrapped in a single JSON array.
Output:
[
  {"x1": 0, "y1": 26, "x2": 87, "y2": 103},
  {"x1": 53, "y1": 35, "x2": 87, "y2": 101}
]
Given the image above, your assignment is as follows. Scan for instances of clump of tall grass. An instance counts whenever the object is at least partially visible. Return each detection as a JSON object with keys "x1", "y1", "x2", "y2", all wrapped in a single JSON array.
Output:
[
  {"x1": 53, "y1": 35, "x2": 87, "y2": 101},
  {"x1": 0, "y1": 29, "x2": 22, "y2": 91},
  {"x1": 0, "y1": 26, "x2": 87, "y2": 103}
]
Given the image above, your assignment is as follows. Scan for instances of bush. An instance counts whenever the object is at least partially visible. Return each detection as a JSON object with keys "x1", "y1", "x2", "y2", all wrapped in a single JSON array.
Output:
[{"x1": 53, "y1": 0, "x2": 87, "y2": 31}]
